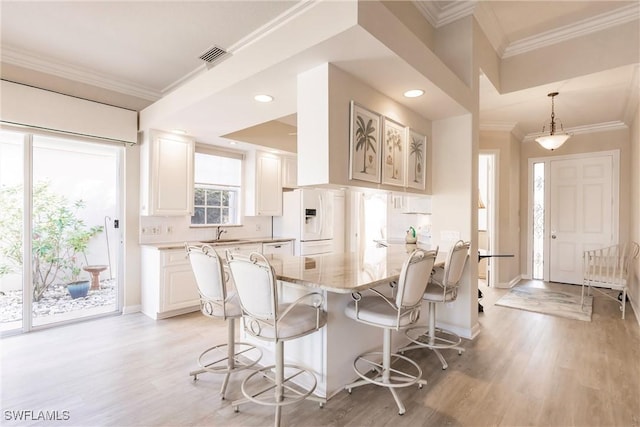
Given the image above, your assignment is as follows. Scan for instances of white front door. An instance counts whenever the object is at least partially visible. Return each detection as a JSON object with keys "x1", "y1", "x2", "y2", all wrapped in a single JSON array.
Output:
[{"x1": 548, "y1": 154, "x2": 615, "y2": 284}]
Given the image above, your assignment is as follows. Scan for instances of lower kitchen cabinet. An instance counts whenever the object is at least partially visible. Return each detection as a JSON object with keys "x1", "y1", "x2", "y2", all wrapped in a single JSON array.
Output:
[
  {"x1": 141, "y1": 239, "x2": 294, "y2": 319},
  {"x1": 141, "y1": 246, "x2": 200, "y2": 320},
  {"x1": 262, "y1": 240, "x2": 294, "y2": 255}
]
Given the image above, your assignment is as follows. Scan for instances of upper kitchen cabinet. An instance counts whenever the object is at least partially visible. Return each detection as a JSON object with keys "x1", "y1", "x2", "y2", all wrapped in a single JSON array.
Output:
[
  {"x1": 245, "y1": 150, "x2": 282, "y2": 216},
  {"x1": 282, "y1": 154, "x2": 297, "y2": 188},
  {"x1": 140, "y1": 129, "x2": 195, "y2": 216}
]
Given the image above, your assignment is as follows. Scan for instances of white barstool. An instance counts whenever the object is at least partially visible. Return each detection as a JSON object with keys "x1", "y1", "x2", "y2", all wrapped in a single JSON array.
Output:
[
  {"x1": 226, "y1": 251, "x2": 327, "y2": 427},
  {"x1": 344, "y1": 248, "x2": 438, "y2": 415},
  {"x1": 185, "y1": 244, "x2": 261, "y2": 399},
  {"x1": 400, "y1": 240, "x2": 470, "y2": 370}
]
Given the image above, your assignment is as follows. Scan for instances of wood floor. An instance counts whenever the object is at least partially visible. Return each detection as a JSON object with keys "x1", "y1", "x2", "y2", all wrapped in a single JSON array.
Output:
[{"x1": 2, "y1": 280, "x2": 639, "y2": 427}]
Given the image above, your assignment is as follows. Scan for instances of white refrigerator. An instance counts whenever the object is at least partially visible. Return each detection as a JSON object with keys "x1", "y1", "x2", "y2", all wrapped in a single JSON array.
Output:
[{"x1": 274, "y1": 188, "x2": 335, "y2": 256}]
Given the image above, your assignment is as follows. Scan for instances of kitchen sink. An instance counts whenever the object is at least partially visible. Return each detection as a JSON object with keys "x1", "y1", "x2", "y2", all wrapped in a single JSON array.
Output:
[{"x1": 200, "y1": 239, "x2": 244, "y2": 244}]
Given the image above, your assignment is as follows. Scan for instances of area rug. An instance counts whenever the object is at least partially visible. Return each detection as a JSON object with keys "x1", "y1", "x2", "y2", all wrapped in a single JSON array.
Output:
[{"x1": 495, "y1": 286, "x2": 593, "y2": 322}]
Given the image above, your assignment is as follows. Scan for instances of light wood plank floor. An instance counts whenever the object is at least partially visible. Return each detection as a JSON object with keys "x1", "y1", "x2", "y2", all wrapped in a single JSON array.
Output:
[{"x1": 2, "y1": 280, "x2": 639, "y2": 426}]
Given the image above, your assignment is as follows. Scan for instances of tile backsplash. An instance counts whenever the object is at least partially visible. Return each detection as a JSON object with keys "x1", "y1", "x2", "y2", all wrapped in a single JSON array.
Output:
[{"x1": 139, "y1": 215, "x2": 273, "y2": 244}]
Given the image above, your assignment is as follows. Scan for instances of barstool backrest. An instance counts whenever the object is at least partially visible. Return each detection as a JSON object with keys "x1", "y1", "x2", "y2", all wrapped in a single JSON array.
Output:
[
  {"x1": 226, "y1": 252, "x2": 278, "y2": 321},
  {"x1": 441, "y1": 240, "x2": 471, "y2": 290},
  {"x1": 186, "y1": 244, "x2": 231, "y2": 318},
  {"x1": 396, "y1": 249, "x2": 438, "y2": 308}
]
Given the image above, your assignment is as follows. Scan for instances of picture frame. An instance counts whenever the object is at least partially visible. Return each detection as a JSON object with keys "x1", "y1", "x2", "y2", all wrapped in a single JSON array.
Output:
[
  {"x1": 349, "y1": 101, "x2": 381, "y2": 183},
  {"x1": 381, "y1": 117, "x2": 406, "y2": 187},
  {"x1": 406, "y1": 128, "x2": 427, "y2": 190}
]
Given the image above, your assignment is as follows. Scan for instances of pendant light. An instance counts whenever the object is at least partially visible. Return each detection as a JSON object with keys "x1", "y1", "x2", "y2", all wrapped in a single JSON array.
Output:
[{"x1": 535, "y1": 92, "x2": 571, "y2": 150}]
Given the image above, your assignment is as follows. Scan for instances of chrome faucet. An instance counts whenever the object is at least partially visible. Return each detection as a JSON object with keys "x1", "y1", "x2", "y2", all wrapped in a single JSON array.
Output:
[{"x1": 216, "y1": 226, "x2": 227, "y2": 240}]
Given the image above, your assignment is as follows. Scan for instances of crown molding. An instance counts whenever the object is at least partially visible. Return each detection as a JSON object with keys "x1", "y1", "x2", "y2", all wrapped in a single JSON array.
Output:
[
  {"x1": 480, "y1": 121, "x2": 525, "y2": 141},
  {"x1": 1, "y1": 45, "x2": 162, "y2": 102},
  {"x1": 414, "y1": 0, "x2": 476, "y2": 28},
  {"x1": 503, "y1": 3, "x2": 640, "y2": 58},
  {"x1": 523, "y1": 121, "x2": 628, "y2": 142},
  {"x1": 228, "y1": 0, "x2": 317, "y2": 53},
  {"x1": 415, "y1": 1, "x2": 639, "y2": 60}
]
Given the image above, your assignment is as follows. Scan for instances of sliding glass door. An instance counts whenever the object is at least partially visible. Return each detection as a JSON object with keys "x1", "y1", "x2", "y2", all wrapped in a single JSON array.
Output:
[
  {"x1": 0, "y1": 131, "x2": 25, "y2": 332},
  {"x1": 0, "y1": 129, "x2": 122, "y2": 333}
]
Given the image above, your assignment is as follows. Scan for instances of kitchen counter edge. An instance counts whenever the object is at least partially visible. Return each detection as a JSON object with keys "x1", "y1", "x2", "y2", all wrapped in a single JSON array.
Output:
[{"x1": 141, "y1": 238, "x2": 295, "y2": 251}]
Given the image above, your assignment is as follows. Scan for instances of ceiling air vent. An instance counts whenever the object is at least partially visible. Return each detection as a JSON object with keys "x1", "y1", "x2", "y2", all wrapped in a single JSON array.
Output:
[{"x1": 199, "y1": 45, "x2": 229, "y2": 69}]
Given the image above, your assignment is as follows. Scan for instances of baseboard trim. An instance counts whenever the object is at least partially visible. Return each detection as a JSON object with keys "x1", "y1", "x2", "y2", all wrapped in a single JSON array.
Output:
[
  {"x1": 495, "y1": 275, "x2": 522, "y2": 289},
  {"x1": 122, "y1": 305, "x2": 141, "y2": 315},
  {"x1": 436, "y1": 320, "x2": 475, "y2": 340}
]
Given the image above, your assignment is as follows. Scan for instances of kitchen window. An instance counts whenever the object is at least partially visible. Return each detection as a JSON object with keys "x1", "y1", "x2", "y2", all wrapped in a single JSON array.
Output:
[{"x1": 191, "y1": 147, "x2": 243, "y2": 226}]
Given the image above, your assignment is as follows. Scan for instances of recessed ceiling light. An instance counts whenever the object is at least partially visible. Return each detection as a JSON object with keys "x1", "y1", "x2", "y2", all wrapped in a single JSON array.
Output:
[
  {"x1": 403, "y1": 89, "x2": 424, "y2": 98},
  {"x1": 254, "y1": 94, "x2": 274, "y2": 103}
]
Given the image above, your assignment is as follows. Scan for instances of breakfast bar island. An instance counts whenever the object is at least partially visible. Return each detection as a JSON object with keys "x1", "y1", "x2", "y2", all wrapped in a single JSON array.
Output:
[{"x1": 238, "y1": 243, "x2": 442, "y2": 400}]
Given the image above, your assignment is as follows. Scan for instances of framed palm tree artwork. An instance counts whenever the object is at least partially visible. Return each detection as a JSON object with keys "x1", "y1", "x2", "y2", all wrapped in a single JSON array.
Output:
[
  {"x1": 349, "y1": 101, "x2": 381, "y2": 183},
  {"x1": 381, "y1": 117, "x2": 406, "y2": 187},
  {"x1": 407, "y1": 129, "x2": 426, "y2": 190}
]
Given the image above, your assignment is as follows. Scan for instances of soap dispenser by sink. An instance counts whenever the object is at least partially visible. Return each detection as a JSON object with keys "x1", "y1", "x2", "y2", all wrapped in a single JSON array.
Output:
[{"x1": 405, "y1": 226, "x2": 417, "y2": 244}]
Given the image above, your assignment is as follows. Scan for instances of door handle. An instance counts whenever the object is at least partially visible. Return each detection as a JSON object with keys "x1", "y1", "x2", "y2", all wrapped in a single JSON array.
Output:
[{"x1": 551, "y1": 234, "x2": 557, "y2": 239}]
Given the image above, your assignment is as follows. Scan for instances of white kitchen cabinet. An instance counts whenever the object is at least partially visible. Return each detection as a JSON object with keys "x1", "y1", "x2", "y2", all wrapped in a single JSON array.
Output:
[
  {"x1": 141, "y1": 240, "x2": 293, "y2": 320},
  {"x1": 403, "y1": 196, "x2": 431, "y2": 214},
  {"x1": 262, "y1": 240, "x2": 294, "y2": 255},
  {"x1": 141, "y1": 246, "x2": 200, "y2": 320},
  {"x1": 140, "y1": 129, "x2": 194, "y2": 216},
  {"x1": 282, "y1": 155, "x2": 297, "y2": 188},
  {"x1": 244, "y1": 150, "x2": 282, "y2": 216}
]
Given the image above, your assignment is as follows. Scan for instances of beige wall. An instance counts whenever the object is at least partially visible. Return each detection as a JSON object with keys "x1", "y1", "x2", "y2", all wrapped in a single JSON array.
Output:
[
  {"x1": 123, "y1": 144, "x2": 141, "y2": 312},
  {"x1": 381, "y1": 1, "x2": 435, "y2": 51},
  {"x1": 297, "y1": 63, "x2": 433, "y2": 194},
  {"x1": 519, "y1": 128, "x2": 632, "y2": 279},
  {"x1": 431, "y1": 114, "x2": 477, "y2": 337},
  {"x1": 630, "y1": 107, "x2": 640, "y2": 321},
  {"x1": 473, "y1": 18, "x2": 501, "y2": 93},
  {"x1": 434, "y1": 16, "x2": 474, "y2": 87},
  {"x1": 479, "y1": 130, "x2": 521, "y2": 286}
]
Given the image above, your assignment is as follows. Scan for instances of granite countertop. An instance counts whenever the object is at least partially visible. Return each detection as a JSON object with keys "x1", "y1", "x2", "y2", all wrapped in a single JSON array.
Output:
[
  {"x1": 264, "y1": 243, "x2": 444, "y2": 294},
  {"x1": 141, "y1": 237, "x2": 295, "y2": 250}
]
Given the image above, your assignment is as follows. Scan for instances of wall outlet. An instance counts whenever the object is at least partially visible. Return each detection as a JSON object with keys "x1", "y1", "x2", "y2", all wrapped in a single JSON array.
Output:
[
  {"x1": 255, "y1": 223, "x2": 261, "y2": 232},
  {"x1": 166, "y1": 226, "x2": 173, "y2": 234}
]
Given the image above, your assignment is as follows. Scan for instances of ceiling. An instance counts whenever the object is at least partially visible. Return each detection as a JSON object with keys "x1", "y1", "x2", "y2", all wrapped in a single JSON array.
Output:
[{"x1": 1, "y1": 1, "x2": 638, "y2": 150}]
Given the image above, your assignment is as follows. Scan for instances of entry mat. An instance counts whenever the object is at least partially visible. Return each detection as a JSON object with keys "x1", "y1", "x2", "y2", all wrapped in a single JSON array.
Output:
[{"x1": 495, "y1": 286, "x2": 593, "y2": 322}]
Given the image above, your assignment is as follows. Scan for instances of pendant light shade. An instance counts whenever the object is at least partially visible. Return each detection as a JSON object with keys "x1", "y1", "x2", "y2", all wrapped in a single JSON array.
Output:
[{"x1": 535, "y1": 92, "x2": 571, "y2": 151}]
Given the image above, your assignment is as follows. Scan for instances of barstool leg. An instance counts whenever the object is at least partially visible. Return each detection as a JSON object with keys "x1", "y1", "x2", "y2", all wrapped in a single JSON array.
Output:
[
  {"x1": 383, "y1": 328, "x2": 405, "y2": 415},
  {"x1": 274, "y1": 340, "x2": 284, "y2": 427},
  {"x1": 220, "y1": 319, "x2": 236, "y2": 398},
  {"x1": 428, "y1": 305, "x2": 448, "y2": 370}
]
